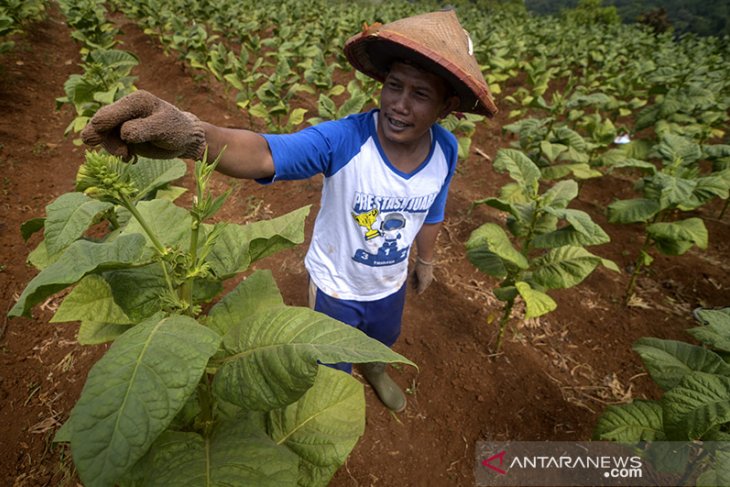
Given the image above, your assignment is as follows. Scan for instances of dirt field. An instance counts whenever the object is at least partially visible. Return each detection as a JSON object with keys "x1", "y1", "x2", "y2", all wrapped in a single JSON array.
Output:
[{"x1": 1, "y1": 8, "x2": 728, "y2": 487}]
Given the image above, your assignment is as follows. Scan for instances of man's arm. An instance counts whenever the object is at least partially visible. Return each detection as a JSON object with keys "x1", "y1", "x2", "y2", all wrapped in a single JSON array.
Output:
[
  {"x1": 81, "y1": 91, "x2": 276, "y2": 181},
  {"x1": 414, "y1": 222, "x2": 441, "y2": 262},
  {"x1": 411, "y1": 222, "x2": 441, "y2": 294},
  {"x1": 201, "y1": 122, "x2": 275, "y2": 180}
]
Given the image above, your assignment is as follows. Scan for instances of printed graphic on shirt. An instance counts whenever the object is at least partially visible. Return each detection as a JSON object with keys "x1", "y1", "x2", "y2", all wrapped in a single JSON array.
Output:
[
  {"x1": 352, "y1": 191, "x2": 438, "y2": 214},
  {"x1": 351, "y1": 191, "x2": 438, "y2": 268},
  {"x1": 351, "y1": 208, "x2": 381, "y2": 240}
]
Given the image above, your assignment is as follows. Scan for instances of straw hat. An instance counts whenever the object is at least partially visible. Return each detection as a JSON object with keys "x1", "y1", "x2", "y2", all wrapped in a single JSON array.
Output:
[{"x1": 344, "y1": 10, "x2": 498, "y2": 117}]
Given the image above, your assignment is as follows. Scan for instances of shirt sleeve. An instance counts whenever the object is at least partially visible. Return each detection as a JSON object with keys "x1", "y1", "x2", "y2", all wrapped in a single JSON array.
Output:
[
  {"x1": 424, "y1": 128, "x2": 459, "y2": 224},
  {"x1": 257, "y1": 112, "x2": 373, "y2": 184},
  {"x1": 258, "y1": 126, "x2": 333, "y2": 184}
]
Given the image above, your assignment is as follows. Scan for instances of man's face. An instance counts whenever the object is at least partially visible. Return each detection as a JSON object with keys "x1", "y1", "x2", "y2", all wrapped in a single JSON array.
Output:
[{"x1": 377, "y1": 62, "x2": 458, "y2": 149}]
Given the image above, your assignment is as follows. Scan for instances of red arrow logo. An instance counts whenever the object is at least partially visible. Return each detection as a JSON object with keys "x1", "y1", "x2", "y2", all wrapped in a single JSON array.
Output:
[{"x1": 482, "y1": 450, "x2": 507, "y2": 475}]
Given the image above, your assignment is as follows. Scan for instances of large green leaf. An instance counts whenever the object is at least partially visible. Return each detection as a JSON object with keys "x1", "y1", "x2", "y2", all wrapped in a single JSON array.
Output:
[
  {"x1": 607, "y1": 158, "x2": 657, "y2": 174},
  {"x1": 540, "y1": 163, "x2": 601, "y2": 180},
  {"x1": 696, "y1": 447, "x2": 730, "y2": 487},
  {"x1": 541, "y1": 180, "x2": 578, "y2": 210},
  {"x1": 533, "y1": 208, "x2": 610, "y2": 248},
  {"x1": 552, "y1": 125, "x2": 588, "y2": 152},
  {"x1": 51, "y1": 274, "x2": 131, "y2": 324},
  {"x1": 44, "y1": 192, "x2": 113, "y2": 256},
  {"x1": 130, "y1": 414, "x2": 298, "y2": 486},
  {"x1": 532, "y1": 246, "x2": 618, "y2": 290},
  {"x1": 593, "y1": 400, "x2": 665, "y2": 442},
  {"x1": 26, "y1": 239, "x2": 57, "y2": 271},
  {"x1": 466, "y1": 223, "x2": 528, "y2": 278},
  {"x1": 633, "y1": 338, "x2": 730, "y2": 391},
  {"x1": 688, "y1": 171, "x2": 730, "y2": 207},
  {"x1": 337, "y1": 90, "x2": 367, "y2": 118},
  {"x1": 647, "y1": 218, "x2": 707, "y2": 255},
  {"x1": 207, "y1": 206, "x2": 310, "y2": 277},
  {"x1": 689, "y1": 308, "x2": 730, "y2": 353},
  {"x1": 657, "y1": 133, "x2": 702, "y2": 165},
  {"x1": 515, "y1": 281, "x2": 556, "y2": 318},
  {"x1": 121, "y1": 199, "x2": 192, "y2": 250},
  {"x1": 128, "y1": 157, "x2": 187, "y2": 201},
  {"x1": 648, "y1": 173, "x2": 697, "y2": 210},
  {"x1": 540, "y1": 140, "x2": 567, "y2": 162},
  {"x1": 102, "y1": 264, "x2": 168, "y2": 323},
  {"x1": 68, "y1": 314, "x2": 220, "y2": 487},
  {"x1": 663, "y1": 372, "x2": 730, "y2": 440},
  {"x1": 474, "y1": 197, "x2": 519, "y2": 217},
  {"x1": 498, "y1": 182, "x2": 531, "y2": 203},
  {"x1": 493, "y1": 149, "x2": 540, "y2": 194},
  {"x1": 607, "y1": 198, "x2": 661, "y2": 224},
  {"x1": 20, "y1": 217, "x2": 45, "y2": 242},
  {"x1": 9, "y1": 234, "x2": 148, "y2": 317},
  {"x1": 91, "y1": 48, "x2": 139, "y2": 71},
  {"x1": 213, "y1": 306, "x2": 413, "y2": 411},
  {"x1": 207, "y1": 270, "x2": 284, "y2": 335},
  {"x1": 77, "y1": 321, "x2": 132, "y2": 345},
  {"x1": 269, "y1": 366, "x2": 365, "y2": 487}
]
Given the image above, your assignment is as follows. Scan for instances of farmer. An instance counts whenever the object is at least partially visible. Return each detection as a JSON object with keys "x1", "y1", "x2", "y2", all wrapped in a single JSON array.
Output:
[{"x1": 81, "y1": 10, "x2": 497, "y2": 412}]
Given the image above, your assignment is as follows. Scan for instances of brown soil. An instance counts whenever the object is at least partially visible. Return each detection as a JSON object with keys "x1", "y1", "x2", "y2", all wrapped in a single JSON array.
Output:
[{"x1": 1, "y1": 8, "x2": 728, "y2": 487}]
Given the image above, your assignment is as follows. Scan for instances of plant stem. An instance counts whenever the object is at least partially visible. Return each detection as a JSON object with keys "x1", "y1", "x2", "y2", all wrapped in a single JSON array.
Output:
[
  {"x1": 719, "y1": 198, "x2": 729, "y2": 219},
  {"x1": 107, "y1": 210, "x2": 120, "y2": 230},
  {"x1": 181, "y1": 222, "x2": 200, "y2": 315},
  {"x1": 494, "y1": 299, "x2": 516, "y2": 352},
  {"x1": 625, "y1": 235, "x2": 652, "y2": 305},
  {"x1": 121, "y1": 195, "x2": 178, "y2": 297},
  {"x1": 197, "y1": 374, "x2": 215, "y2": 437},
  {"x1": 676, "y1": 447, "x2": 710, "y2": 487},
  {"x1": 121, "y1": 195, "x2": 166, "y2": 255},
  {"x1": 521, "y1": 201, "x2": 541, "y2": 256}
]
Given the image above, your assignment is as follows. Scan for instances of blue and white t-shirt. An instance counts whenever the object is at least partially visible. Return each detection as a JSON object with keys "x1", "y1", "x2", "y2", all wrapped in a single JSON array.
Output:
[{"x1": 262, "y1": 109, "x2": 458, "y2": 301}]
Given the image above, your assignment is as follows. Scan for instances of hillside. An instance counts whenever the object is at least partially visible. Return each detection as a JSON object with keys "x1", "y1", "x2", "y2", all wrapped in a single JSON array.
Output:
[{"x1": 525, "y1": 0, "x2": 730, "y2": 36}]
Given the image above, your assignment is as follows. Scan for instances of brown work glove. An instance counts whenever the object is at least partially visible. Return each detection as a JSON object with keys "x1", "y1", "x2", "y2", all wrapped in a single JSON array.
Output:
[
  {"x1": 410, "y1": 256, "x2": 434, "y2": 294},
  {"x1": 81, "y1": 90, "x2": 206, "y2": 161}
]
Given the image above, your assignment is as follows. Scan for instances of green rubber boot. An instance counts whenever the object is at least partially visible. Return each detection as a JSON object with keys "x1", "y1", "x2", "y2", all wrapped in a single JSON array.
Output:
[{"x1": 361, "y1": 362, "x2": 407, "y2": 413}]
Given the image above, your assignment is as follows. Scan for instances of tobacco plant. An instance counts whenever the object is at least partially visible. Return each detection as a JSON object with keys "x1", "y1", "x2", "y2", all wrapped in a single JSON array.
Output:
[
  {"x1": 0, "y1": 0, "x2": 46, "y2": 54},
  {"x1": 58, "y1": 0, "x2": 119, "y2": 57},
  {"x1": 440, "y1": 112, "x2": 484, "y2": 160},
  {"x1": 606, "y1": 133, "x2": 730, "y2": 303},
  {"x1": 594, "y1": 307, "x2": 730, "y2": 484},
  {"x1": 55, "y1": 49, "x2": 139, "y2": 137},
  {"x1": 10, "y1": 151, "x2": 412, "y2": 487},
  {"x1": 249, "y1": 57, "x2": 311, "y2": 133},
  {"x1": 467, "y1": 149, "x2": 618, "y2": 351},
  {"x1": 502, "y1": 80, "x2": 616, "y2": 181},
  {"x1": 307, "y1": 79, "x2": 367, "y2": 127}
]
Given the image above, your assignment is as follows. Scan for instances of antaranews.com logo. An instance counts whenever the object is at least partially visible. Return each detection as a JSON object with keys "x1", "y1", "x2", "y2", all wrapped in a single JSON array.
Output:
[
  {"x1": 475, "y1": 441, "x2": 727, "y2": 486},
  {"x1": 481, "y1": 448, "x2": 642, "y2": 482}
]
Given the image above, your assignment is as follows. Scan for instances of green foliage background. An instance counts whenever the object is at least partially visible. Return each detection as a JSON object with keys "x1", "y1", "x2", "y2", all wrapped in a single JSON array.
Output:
[{"x1": 525, "y1": 0, "x2": 729, "y2": 37}]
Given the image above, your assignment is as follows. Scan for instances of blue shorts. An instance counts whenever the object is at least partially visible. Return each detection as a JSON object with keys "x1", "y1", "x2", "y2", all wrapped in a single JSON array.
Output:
[{"x1": 310, "y1": 280, "x2": 407, "y2": 374}]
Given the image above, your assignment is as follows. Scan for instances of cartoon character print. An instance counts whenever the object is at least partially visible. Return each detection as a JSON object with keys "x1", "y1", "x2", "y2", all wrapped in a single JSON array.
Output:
[
  {"x1": 351, "y1": 208, "x2": 382, "y2": 240},
  {"x1": 351, "y1": 209, "x2": 409, "y2": 267}
]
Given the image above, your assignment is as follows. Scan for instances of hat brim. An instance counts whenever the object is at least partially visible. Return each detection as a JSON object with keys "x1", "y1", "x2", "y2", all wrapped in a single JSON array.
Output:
[{"x1": 345, "y1": 32, "x2": 497, "y2": 117}]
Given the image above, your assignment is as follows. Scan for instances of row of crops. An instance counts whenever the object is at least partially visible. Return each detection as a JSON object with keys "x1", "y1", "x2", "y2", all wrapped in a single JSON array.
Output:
[
  {"x1": 4, "y1": 0, "x2": 730, "y2": 485},
  {"x1": 0, "y1": 0, "x2": 45, "y2": 54}
]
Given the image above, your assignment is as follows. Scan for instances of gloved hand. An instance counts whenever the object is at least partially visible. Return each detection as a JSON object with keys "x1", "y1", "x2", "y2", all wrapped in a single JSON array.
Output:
[
  {"x1": 81, "y1": 90, "x2": 206, "y2": 161},
  {"x1": 410, "y1": 256, "x2": 434, "y2": 294}
]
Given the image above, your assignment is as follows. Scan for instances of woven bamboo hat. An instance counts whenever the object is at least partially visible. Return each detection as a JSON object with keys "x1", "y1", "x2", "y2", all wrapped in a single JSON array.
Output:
[{"x1": 344, "y1": 10, "x2": 498, "y2": 117}]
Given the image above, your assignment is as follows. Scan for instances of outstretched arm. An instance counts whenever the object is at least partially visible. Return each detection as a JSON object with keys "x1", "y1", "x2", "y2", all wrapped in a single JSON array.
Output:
[
  {"x1": 82, "y1": 90, "x2": 275, "y2": 180},
  {"x1": 200, "y1": 122, "x2": 274, "y2": 180}
]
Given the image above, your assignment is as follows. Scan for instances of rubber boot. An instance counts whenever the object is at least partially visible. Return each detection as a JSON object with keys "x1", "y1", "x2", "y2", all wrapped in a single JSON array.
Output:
[{"x1": 361, "y1": 362, "x2": 407, "y2": 412}]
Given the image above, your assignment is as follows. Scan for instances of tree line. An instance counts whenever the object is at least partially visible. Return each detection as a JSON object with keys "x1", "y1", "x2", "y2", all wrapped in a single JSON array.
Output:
[{"x1": 524, "y1": 0, "x2": 729, "y2": 37}]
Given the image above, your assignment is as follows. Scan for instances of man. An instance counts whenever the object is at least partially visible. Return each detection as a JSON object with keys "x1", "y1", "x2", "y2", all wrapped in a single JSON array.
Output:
[{"x1": 81, "y1": 10, "x2": 497, "y2": 412}]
